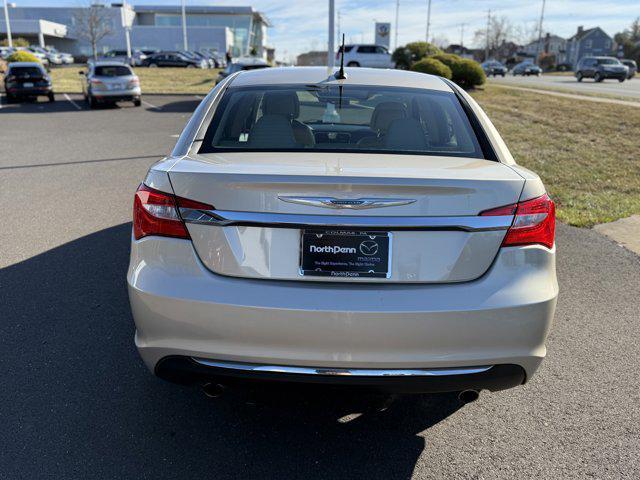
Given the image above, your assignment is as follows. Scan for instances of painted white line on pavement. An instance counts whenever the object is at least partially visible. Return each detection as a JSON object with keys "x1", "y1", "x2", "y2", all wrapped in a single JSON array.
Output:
[
  {"x1": 64, "y1": 93, "x2": 82, "y2": 110},
  {"x1": 194, "y1": 95, "x2": 203, "y2": 99},
  {"x1": 142, "y1": 99, "x2": 162, "y2": 110}
]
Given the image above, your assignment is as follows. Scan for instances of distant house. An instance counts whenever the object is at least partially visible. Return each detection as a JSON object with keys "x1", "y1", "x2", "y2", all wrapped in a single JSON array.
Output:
[
  {"x1": 444, "y1": 44, "x2": 476, "y2": 60},
  {"x1": 565, "y1": 26, "x2": 613, "y2": 67},
  {"x1": 523, "y1": 33, "x2": 566, "y2": 60}
]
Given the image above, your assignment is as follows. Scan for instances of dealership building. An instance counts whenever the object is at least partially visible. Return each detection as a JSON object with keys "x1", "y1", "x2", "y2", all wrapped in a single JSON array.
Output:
[{"x1": 0, "y1": 3, "x2": 270, "y2": 58}]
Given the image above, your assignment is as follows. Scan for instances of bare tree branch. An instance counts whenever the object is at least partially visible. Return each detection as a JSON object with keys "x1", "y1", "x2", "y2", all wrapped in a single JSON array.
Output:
[{"x1": 73, "y1": 3, "x2": 113, "y2": 62}]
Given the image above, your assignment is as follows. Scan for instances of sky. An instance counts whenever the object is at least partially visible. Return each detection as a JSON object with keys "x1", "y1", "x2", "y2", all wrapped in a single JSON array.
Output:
[{"x1": 19, "y1": 1, "x2": 640, "y2": 61}]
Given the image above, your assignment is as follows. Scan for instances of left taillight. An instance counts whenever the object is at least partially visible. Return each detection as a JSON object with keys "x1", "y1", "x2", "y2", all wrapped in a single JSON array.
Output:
[
  {"x1": 133, "y1": 184, "x2": 212, "y2": 240},
  {"x1": 480, "y1": 194, "x2": 555, "y2": 249}
]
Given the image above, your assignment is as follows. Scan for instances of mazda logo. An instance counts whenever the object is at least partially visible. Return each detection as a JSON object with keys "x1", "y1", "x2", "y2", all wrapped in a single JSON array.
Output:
[{"x1": 359, "y1": 240, "x2": 379, "y2": 256}]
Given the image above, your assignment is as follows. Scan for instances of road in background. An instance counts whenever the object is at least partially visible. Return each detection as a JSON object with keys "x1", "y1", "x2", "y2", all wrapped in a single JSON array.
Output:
[
  {"x1": 1, "y1": 96, "x2": 639, "y2": 479},
  {"x1": 490, "y1": 73, "x2": 640, "y2": 100}
]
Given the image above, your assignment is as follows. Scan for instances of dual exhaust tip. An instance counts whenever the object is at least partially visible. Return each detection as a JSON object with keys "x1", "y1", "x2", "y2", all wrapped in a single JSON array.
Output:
[{"x1": 202, "y1": 382, "x2": 480, "y2": 404}]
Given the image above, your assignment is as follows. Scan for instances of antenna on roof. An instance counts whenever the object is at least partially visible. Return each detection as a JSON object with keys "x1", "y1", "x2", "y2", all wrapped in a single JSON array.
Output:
[{"x1": 334, "y1": 34, "x2": 347, "y2": 80}]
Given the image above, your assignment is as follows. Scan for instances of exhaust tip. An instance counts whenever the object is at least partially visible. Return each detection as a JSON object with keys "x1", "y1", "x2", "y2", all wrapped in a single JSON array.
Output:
[
  {"x1": 202, "y1": 382, "x2": 225, "y2": 399},
  {"x1": 458, "y1": 389, "x2": 480, "y2": 404}
]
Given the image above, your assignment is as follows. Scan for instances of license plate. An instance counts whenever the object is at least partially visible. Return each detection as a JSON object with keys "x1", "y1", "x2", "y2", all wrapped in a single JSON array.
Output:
[
  {"x1": 23, "y1": 82, "x2": 34, "y2": 87},
  {"x1": 300, "y1": 230, "x2": 391, "y2": 278}
]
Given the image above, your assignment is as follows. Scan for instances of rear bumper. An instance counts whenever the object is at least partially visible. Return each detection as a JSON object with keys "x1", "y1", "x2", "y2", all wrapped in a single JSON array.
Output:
[
  {"x1": 92, "y1": 89, "x2": 141, "y2": 101},
  {"x1": 128, "y1": 236, "x2": 557, "y2": 391},
  {"x1": 7, "y1": 86, "x2": 52, "y2": 96},
  {"x1": 156, "y1": 357, "x2": 526, "y2": 393}
]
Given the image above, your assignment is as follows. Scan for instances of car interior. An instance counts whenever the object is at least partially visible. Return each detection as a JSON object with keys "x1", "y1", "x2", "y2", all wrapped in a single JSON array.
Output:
[{"x1": 204, "y1": 86, "x2": 483, "y2": 157}]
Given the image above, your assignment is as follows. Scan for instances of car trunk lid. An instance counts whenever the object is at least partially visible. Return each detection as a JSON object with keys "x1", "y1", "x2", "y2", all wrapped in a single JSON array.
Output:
[{"x1": 168, "y1": 152, "x2": 525, "y2": 283}]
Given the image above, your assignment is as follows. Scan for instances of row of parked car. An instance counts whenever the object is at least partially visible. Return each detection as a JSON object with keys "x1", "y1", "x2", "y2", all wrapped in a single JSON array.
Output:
[
  {"x1": 2, "y1": 54, "x2": 272, "y2": 107},
  {"x1": 482, "y1": 56, "x2": 637, "y2": 82},
  {"x1": 99, "y1": 49, "x2": 226, "y2": 69},
  {"x1": 0, "y1": 46, "x2": 74, "y2": 65}
]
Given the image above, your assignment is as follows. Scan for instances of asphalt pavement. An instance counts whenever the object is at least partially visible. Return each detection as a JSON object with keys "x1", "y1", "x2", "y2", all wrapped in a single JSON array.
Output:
[
  {"x1": 489, "y1": 73, "x2": 640, "y2": 99},
  {"x1": 1, "y1": 94, "x2": 639, "y2": 479}
]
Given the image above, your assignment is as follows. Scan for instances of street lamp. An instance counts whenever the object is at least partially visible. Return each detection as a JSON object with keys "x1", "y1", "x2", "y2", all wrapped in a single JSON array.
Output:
[
  {"x1": 328, "y1": 0, "x2": 335, "y2": 68},
  {"x1": 3, "y1": 1, "x2": 16, "y2": 48}
]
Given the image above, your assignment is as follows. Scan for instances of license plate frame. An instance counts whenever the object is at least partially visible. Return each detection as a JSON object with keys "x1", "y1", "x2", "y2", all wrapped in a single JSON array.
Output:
[{"x1": 300, "y1": 229, "x2": 391, "y2": 279}]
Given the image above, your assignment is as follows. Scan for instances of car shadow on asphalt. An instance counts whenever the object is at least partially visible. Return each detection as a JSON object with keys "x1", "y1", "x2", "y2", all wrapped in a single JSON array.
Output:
[
  {"x1": 0, "y1": 223, "x2": 463, "y2": 480},
  {"x1": 145, "y1": 99, "x2": 201, "y2": 113},
  {"x1": 0, "y1": 97, "x2": 85, "y2": 113}
]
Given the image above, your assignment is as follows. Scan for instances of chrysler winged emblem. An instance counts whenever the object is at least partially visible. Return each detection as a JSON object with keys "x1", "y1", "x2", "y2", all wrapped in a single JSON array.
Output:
[{"x1": 278, "y1": 196, "x2": 416, "y2": 210}]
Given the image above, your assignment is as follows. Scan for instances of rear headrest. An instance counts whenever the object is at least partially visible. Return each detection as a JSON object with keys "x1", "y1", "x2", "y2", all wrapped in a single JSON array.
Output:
[
  {"x1": 385, "y1": 118, "x2": 427, "y2": 150},
  {"x1": 262, "y1": 91, "x2": 300, "y2": 119},
  {"x1": 249, "y1": 115, "x2": 297, "y2": 147},
  {"x1": 371, "y1": 102, "x2": 407, "y2": 133}
]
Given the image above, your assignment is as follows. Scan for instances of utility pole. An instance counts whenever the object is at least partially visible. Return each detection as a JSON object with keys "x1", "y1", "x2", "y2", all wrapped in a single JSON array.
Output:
[
  {"x1": 181, "y1": 0, "x2": 188, "y2": 51},
  {"x1": 3, "y1": 0, "x2": 13, "y2": 48},
  {"x1": 460, "y1": 23, "x2": 466, "y2": 52},
  {"x1": 425, "y1": 0, "x2": 432, "y2": 43},
  {"x1": 535, "y1": 0, "x2": 546, "y2": 65},
  {"x1": 328, "y1": 0, "x2": 335, "y2": 68},
  {"x1": 121, "y1": 0, "x2": 132, "y2": 65},
  {"x1": 485, "y1": 9, "x2": 491, "y2": 61},
  {"x1": 337, "y1": 9, "x2": 342, "y2": 46},
  {"x1": 394, "y1": 0, "x2": 400, "y2": 50}
]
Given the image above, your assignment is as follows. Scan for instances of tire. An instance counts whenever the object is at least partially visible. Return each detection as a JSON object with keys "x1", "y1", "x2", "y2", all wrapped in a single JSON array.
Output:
[
  {"x1": 48, "y1": 92, "x2": 55, "y2": 102},
  {"x1": 187, "y1": 64, "x2": 195, "y2": 69},
  {"x1": 347, "y1": 62, "x2": 360, "y2": 67},
  {"x1": 501, "y1": 73, "x2": 505, "y2": 77},
  {"x1": 594, "y1": 72, "x2": 603, "y2": 82},
  {"x1": 134, "y1": 98, "x2": 141, "y2": 107},
  {"x1": 148, "y1": 63, "x2": 158, "y2": 68},
  {"x1": 88, "y1": 95, "x2": 96, "y2": 109},
  {"x1": 5, "y1": 93, "x2": 14, "y2": 103},
  {"x1": 576, "y1": 72, "x2": 583, "y2": 82},
  {"x1": 618, "y1": 77, "x2": 625, "y2": 83}
]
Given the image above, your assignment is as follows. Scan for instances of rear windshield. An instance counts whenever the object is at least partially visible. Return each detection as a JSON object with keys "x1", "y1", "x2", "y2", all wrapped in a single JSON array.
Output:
[
  {"x1": 9, "y1": 66, "x2": 44, "y2": 76},
  {"x1": 200, "y1": 85, "x2": 484, "y2": 158},
  {"x1": 94, "y1": 66, "x2": 132, "y2": 77}
]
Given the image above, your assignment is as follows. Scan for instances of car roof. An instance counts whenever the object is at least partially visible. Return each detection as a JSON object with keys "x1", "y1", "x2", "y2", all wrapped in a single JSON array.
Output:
[
  {"x1": 229, "y1": 66, "x2": 451, "y2": 91},
  {"x1": 7, "y1": 62, "x2": 44, "y2": 68},
  {"x1": 92, "y1": 61, "x2": 133, "y2": 67}
]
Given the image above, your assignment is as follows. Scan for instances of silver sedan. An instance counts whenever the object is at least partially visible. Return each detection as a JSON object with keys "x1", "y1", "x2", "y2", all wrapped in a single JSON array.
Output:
[{"x1": 128, "y1": 67, "x2": 558, "y2": 400}]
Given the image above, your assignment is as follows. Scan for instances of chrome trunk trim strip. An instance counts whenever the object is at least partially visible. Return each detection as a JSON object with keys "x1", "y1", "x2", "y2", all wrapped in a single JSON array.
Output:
[
  {"x1": 191, "y1": 358, "x2": 493, "y2": 377},
  {"x1": 278, "y1": 196, "x2": 417, "y2": 210},
  {"x1": 179, "y1": 208, "x2": 513, "y2": 232}
]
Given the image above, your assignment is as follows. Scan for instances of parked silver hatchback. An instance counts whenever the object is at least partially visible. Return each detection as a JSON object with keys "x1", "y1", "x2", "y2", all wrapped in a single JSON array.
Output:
[
  {"x1": 128, "y1": 67, "x2": 558, "y2": 398},
  {"x1": 80, "y1": 61, "x2": 141, "y2": 108}
]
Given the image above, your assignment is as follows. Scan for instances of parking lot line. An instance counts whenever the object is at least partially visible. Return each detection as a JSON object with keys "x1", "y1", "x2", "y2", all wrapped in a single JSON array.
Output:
[
  {"x1": 63, "y1": 94, "x2": 82, "y2": 110},
  {"x1": 142, "y1": 99, "x2": 162, "y2": 110}
]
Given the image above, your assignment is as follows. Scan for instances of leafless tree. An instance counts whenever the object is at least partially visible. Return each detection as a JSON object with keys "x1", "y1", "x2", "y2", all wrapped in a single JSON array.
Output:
[
  {"x1": 513, "y1": 21, "x2": 539, "y2": 46},
  {"x1": 73, "y1": 3, "x2": 113, "y2": 62},
  {"x1": 473, "y1": 16, "x2": 514, "y2": 59}
]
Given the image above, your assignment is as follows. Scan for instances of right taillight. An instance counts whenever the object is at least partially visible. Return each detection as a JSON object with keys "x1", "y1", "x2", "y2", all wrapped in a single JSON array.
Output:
[
  {"x1": 133, "y1": 184, "x2": 213, "y2": 240},
  {"x1": 481, "y1": 194, "x2": 555, "y2": 249}
]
